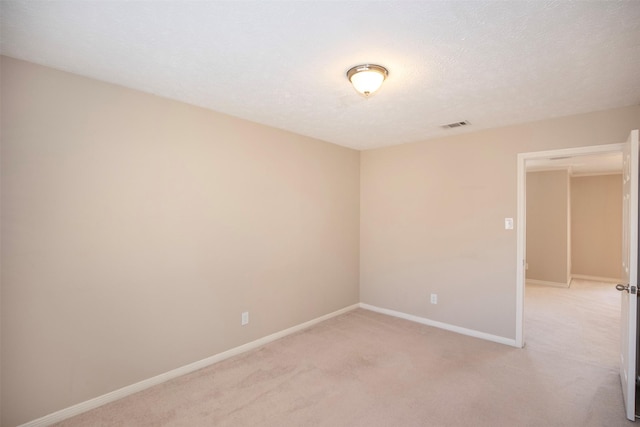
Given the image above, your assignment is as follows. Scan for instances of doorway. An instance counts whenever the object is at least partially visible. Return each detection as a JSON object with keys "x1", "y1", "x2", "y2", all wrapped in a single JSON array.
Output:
[
  {"x1": 518, "y1": 132, "x2": 640, "y2": 420},
  {"x1": 515, "y1": 143, "x2": 624, "y2": 347}
]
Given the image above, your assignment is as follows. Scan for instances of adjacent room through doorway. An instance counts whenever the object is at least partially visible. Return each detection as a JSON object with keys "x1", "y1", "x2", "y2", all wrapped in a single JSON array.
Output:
[{"x1": 518, "y1": 144, "x2": 638, "y2": 420}]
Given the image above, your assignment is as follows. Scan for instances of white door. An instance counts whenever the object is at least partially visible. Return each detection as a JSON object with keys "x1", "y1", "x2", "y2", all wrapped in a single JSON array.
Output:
[{"x1": 619, "y1": 129, "x2": 639, "y2": 421}]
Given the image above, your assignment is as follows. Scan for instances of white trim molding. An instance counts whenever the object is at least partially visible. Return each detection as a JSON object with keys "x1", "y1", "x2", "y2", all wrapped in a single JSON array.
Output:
[
  {"x1": 571, "y1": 274, "x2": 622, "y2": 284},
  {"x1": 526, "y1": 279, "x2": 570, "y2": 288},
  {"x1": 18, "y1": 304, "x2": 360, "y2": 427},
  {"x1": 359, "y1": 303, "x2": 517, "y2": 347}
]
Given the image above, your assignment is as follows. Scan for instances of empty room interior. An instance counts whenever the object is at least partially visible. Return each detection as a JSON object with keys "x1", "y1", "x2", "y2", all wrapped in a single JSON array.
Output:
[{"x1": 2, "y1": 1, "x2": 640, "y2": 426}]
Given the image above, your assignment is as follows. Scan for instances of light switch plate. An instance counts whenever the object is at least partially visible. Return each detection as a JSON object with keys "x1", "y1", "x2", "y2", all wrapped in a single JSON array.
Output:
[{"x1": 505, "y1": 218, "x2": 514, "y2": 230}]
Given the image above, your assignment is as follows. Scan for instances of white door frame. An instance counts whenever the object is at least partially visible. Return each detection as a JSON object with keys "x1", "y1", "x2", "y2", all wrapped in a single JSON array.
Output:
[{"x1": 515, "y1": 142, "x2": 624, "y2": 348}]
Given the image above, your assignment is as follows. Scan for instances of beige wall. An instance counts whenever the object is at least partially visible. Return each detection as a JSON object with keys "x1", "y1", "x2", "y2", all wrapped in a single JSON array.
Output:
[
  {"x1": 360, "y1": 105, "x2": 640, "y2": 340},
  {"x1": 571, "y1": 174, "x2": 623, "y2": 280},
  {"x1": 526, "y1": 170, "x2": 570, "y2": 285},
  {"x1": 0, "y1": 57, "x2": 360, "y2": 426}
]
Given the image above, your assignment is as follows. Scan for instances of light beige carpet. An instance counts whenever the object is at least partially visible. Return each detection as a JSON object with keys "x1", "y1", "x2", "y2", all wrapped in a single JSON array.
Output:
[{"x1": 56, "y1": 280, "x2": 632, "y2": 426}]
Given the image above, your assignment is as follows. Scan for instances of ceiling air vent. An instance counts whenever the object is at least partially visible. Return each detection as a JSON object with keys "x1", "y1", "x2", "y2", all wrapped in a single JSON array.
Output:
[{"x1": 442, "y1": 120, "x2": 470, "y2": 129}]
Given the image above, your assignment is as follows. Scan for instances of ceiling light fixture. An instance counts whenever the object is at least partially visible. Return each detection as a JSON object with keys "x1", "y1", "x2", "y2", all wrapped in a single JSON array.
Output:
[{"x1": 346, "y1": 64, "x2": 388, "y2": 97}]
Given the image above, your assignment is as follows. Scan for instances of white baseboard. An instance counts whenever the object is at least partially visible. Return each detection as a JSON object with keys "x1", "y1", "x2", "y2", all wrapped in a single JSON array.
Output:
[
  {"x1": 18, "y1": 303, "x2": 360, "y2": 427},
  {"x1": 525, "y1": 279, "x2": 569, "y2": 288},
  {"x1": 359, "y1": 303, "x2": 517, "y2": 348},
  {"x1": 571, "y1": 274, "x2": 622, "y2": 284}
]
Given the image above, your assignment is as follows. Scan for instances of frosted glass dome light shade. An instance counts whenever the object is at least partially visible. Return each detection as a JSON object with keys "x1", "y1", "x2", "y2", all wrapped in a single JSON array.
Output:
[{"x1": 347, "y1": 64, "x2": 388, "y2": 97}]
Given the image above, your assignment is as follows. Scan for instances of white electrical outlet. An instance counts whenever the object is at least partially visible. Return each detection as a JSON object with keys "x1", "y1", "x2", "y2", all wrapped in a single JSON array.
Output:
[
  {"x1": 241, "y1": 311, "x2": 249, "y2": 326},
  {"x1": 430, "y1": 294, "x2": 438, "y2": 304}
]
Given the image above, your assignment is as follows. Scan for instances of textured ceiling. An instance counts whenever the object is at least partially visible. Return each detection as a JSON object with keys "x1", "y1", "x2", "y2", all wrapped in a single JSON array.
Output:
[{"x1": 1, "y1": 1, "x2": 639, "y2": 150}]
